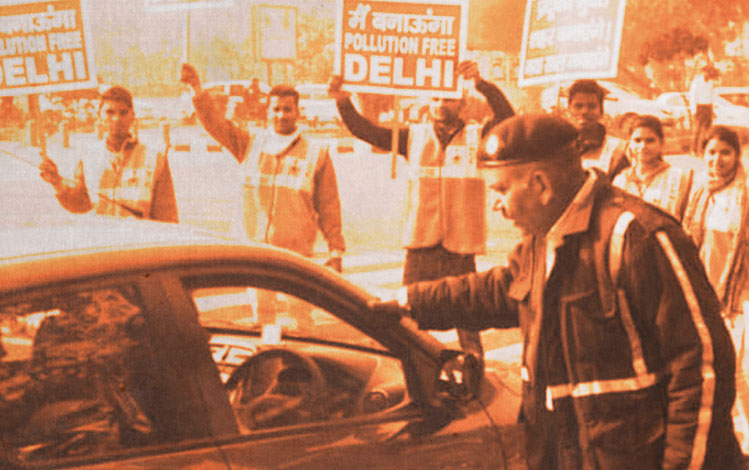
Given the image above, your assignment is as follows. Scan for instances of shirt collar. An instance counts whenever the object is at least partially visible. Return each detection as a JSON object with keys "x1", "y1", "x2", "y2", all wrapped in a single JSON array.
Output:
[{"x1": 546, "y1": 170, "x2": 600, "y2": 251}]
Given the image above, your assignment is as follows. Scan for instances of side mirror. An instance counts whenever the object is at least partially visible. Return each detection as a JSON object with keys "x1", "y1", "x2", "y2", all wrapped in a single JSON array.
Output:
[{"x1": 435, "y1": 350, "x2": 482, "y2": 404}]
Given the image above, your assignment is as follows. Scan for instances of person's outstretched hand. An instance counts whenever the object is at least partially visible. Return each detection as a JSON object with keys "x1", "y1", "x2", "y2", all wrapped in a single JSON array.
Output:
[
  {"x1": 39, "y1": 152, "x2": 62, "y2": 190},
  {"x1": 180, "y1": 63, "x2": 202, "y2": 94},
  {"x1": 327, "y1": 75, "x2": 349, "y2": 102},
  {"x1": 457, "y1": 60, "x2": 481, "y2": 84}
]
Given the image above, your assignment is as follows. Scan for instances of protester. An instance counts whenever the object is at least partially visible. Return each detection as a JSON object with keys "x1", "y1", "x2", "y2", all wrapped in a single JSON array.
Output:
[
  {"x1": 566, "y1": 79, "x2": 629, "y2": 178},
  {"x1": 372, "y1": 113, "x2": 742, "y2": 470},
  {"x1": 683, "y1": 125, "x2": 749, "y2": 451},
  {"x1": 328, "y1": 61, "x2": 514, "y2": 360},
  {"x1": 39, "y1": 86, "x2": 178, "y2": 222},
  {"x1": 612, "y1": 114, "x2": 693, "y2": 221},
  {"x1": 689, "y1": 65, "x2": 716, "y2": 156},
  {"x1": 180, "y1": 63, "x2": 345, "y2": 271}
]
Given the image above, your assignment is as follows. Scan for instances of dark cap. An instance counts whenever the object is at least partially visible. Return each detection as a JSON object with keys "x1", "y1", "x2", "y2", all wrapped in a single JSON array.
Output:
[
  {"x1": 100, "y1": 85, "x2": 133, "y2": 109},
  {"x1": 478, "y1": 114, "x2": 579, "y2": 167}
]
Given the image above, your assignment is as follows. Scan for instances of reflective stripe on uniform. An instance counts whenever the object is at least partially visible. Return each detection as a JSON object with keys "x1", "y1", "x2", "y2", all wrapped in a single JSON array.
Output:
[
  {"x1": 655, "y1": 231, "x2": 715, "y2": 470},
  {"x1": 609, "y1": 211, "x2": 649, "y2": 376},
  {"x1": 545, "y1": 372, "x2": 660, "y2": 411}
]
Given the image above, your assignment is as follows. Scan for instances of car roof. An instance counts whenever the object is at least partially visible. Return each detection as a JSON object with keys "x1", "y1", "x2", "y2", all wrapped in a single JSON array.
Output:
[{"x1": 0, "y1": 216, "x2": 365, "y2": 297}]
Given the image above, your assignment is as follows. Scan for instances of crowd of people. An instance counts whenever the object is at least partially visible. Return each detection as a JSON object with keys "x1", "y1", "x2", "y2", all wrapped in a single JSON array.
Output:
[{"x1": 34, "y1": 64, "x2": 749, "y2": 469}]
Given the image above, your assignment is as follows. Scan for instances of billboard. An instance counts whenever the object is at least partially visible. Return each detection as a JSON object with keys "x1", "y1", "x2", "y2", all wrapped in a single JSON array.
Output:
[
  {"x1": 0, "y1": 0, "x2": 96, "y2": 96},
  {"x1": 258, "y1": 5, "x2": 296, "y2": 61},
  {"x1": 335, "y1": 0, "x2": 468, "y2": 98},
  {"x1": 518, "y1": 0, "x2": 627, "y2": 87}
]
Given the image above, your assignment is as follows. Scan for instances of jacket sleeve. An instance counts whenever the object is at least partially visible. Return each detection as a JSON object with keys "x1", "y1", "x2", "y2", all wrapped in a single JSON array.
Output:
[
  {"x1": 55, "y1": 160, "x2": 93, "y2": 213},
  {"x1": 475, "y1": 79, "x2": 515, "y2": 137},
  {"x1": 621, "y1": 221, "x2": 736, "y2": 470},
  {"x1": 335, "y1": 97, "x2": 409, "y2": 157},
  {"x1": 148, "y1": 152, "x2": 179, "y2": 223},
  {"x1": 406, "y1": 243, "x2": 524, "y2": 331},
  {"x1": 192, "y1": 91, "x2": 251, "y2": 163},
  {"x1": 313, "y1": 148, "x2": 345, "y2": 253}
]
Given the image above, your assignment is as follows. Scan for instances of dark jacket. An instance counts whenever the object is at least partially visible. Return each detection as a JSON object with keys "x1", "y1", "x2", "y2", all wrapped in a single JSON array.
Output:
[{"x1": 406, "y1": 171, "x2": 741, "y2": 470}]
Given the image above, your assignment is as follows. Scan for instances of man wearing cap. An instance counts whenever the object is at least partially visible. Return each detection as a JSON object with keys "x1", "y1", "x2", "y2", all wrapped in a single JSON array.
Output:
[
  {"x1": 39, "y1": 86, "x2": 178, "y2": 222},
  {"x1": 374, "y1": 114, "x2": 742, "y2": 469},
  {"x1": 328, "y1": 61, "x2": 514, "y2": 360},
  {"x1": 567, "y1": 79, "x2": 629, "y2": 179},
  {"x1": 180, "y1": 64, "x2": 345, "y2": 271}
]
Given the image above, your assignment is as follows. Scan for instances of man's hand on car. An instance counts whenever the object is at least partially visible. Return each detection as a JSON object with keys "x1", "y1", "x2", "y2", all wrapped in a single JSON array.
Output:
[{"x1": 180, "y1": 63, "x2": 202, "y2": 94}]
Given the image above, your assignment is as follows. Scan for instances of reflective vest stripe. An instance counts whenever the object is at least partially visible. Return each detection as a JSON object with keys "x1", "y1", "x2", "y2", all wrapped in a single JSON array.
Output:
[
  {"x1": 655, "y1": 231, "x2": 714, "y2": 470},
  {"x1": 609, "y1": 211, "x2": 648, "y2": 376},
  {"x1": 545, "y1": 372, "x2": 660, "y2": 411},
  {"x1": 609, "y1": 211, "x2": 635, "y2": 283}
]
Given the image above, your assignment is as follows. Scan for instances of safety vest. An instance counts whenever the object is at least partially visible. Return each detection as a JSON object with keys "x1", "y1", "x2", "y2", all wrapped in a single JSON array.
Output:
[
  {"x1": 404, "y1": 123, "x2": 486, "y2": 254},
  {"x1": 240, "y1": 131, "x2": 323, "y2": 257},
  {"x1": 96, "y1": 141, "x2": 161, "y2": 220}
]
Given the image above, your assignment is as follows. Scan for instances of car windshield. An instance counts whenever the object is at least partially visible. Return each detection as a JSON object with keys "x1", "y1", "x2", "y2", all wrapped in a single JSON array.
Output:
[{"x1": 193, "y1": 286, "x2": 387, "y2": 352}]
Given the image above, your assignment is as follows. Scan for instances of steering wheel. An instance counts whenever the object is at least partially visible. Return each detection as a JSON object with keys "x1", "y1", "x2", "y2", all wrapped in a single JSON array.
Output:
[{"x1": 225, "y1": 348, "x2": 327, "y2": 429}]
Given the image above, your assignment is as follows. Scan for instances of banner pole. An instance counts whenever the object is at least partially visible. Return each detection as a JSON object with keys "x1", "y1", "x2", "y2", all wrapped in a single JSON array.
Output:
[{"x1": 390, "y1": 98, "x2": 400, "y2": 179}]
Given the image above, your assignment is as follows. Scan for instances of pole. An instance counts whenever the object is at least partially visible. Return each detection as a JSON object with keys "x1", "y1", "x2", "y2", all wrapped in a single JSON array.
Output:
[
  {"x1": 390, "y1": 98, "x2": 400, "y2": 179},
  {"x1": 184, "y1": 7, "x2": 191, "y2": 63}
]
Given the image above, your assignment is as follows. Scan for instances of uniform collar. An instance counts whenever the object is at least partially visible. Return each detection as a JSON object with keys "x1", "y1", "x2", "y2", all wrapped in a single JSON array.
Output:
[{"x1": 546, "y1": 170, "x2": 600, "y2": 251}]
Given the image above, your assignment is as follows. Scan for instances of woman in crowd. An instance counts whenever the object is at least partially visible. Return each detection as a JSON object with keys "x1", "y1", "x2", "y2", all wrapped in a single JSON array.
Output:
[
  {"x1": 683, "y1": 125, "x2": 749, "y2": 451},
  {"x1": 684, "y1": 125, "x2": 748, "y2": 363},
  {"x1": 612, "y1": 114, "x2": 693, "y2": 221}
]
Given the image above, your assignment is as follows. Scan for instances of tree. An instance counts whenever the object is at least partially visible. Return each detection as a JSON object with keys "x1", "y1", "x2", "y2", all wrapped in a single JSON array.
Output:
[{"x1": 619, "y1": 0, "x2": 748, "y2": 92}]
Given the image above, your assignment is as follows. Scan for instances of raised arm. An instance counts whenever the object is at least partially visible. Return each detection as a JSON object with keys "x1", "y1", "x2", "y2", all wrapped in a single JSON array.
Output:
[
  {"x1": 328, "y1": 76, "x2": 409, "y2": 157},
  {"x1": 457, "y1": 61, "x2": 515, "y2": 137},
  {"x1": 181, "y1": 63, "x2": 251, "y2": 163}
]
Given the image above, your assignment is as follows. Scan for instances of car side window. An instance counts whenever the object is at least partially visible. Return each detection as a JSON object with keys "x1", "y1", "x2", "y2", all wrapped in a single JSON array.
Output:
[
  {"x1": 191, "y1": 285, "x2": 407, "y2": 433},
  {"x1": 0, "y1": 286, "x2": 162, "y2": 464}
]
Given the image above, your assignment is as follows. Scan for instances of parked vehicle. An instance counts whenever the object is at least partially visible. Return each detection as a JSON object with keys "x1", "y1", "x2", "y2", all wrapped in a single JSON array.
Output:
[
  {"x1": 202, "y1": 80, "x2": 270, "y2": 124},
  {"x1": 296, "y1": 83, "x2": 341, "y2": 128},
  {"x1": 0, "y1": 217, "x2": 524, "y2": 470},
  {"x1": 653, "y1": 88, "x2": 749, "y2": 133}
]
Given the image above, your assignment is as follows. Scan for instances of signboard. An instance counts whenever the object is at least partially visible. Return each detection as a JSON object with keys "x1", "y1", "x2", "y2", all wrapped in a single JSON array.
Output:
[
  {"x1": 518, "y1": 0, "x2": 627, "y2": 87},
  {"x1": 0, "y1": 0, "x2": 96, "y2": 96},
  {"x1": 144, "y1": 0, "x2": 233, "y2": 12},
  {"x1": 258, "y1": 5, "x2": 296, "y2": 61},
  {"x1": 335, "y1": 0, "x2": 468, "y2": 98}
]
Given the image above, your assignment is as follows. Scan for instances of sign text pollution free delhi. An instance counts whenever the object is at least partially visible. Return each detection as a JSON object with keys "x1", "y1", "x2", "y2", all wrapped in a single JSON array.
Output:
[
  {"x1": 336, "y1": 0, "x2": 467, "y2": 97},
  {"x1": 0, "y1": 0, "x2": 96, "y2": 96}
]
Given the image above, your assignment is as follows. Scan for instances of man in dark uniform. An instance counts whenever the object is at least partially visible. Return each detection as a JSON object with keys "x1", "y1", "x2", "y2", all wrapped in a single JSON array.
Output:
[{"x1": 374, "y1": 114, "x2": 742, "y2": 470}]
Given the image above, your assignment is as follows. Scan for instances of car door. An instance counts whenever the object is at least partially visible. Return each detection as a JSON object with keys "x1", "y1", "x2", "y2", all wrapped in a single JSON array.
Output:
[
  {"x1": 0, "y1": 276, "x2": 232, "y2": 470},
  {"x1": 173, "y1": 269, "x2": 514, "y2": 470}
]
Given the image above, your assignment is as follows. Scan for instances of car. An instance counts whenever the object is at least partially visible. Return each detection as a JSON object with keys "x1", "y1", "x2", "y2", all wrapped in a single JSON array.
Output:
[
  {"x1": 202, "y1": 80, "x2": 271, "y2": 123},
  {"x1": 714, "y1": 87, "x2": 749, "y2": 131},
  {"x1": 653, "y1": 88, "x2": 749, "y2": 134},
  {"x1": 654, "y1": 91, "x2": 691, "y2": 129},
  {"x1": 295, "y1": 83, "x2": 341, "y2": 128},
  {"x1": 0, "y1": 217, "x2": 524, "y2": 469}
]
